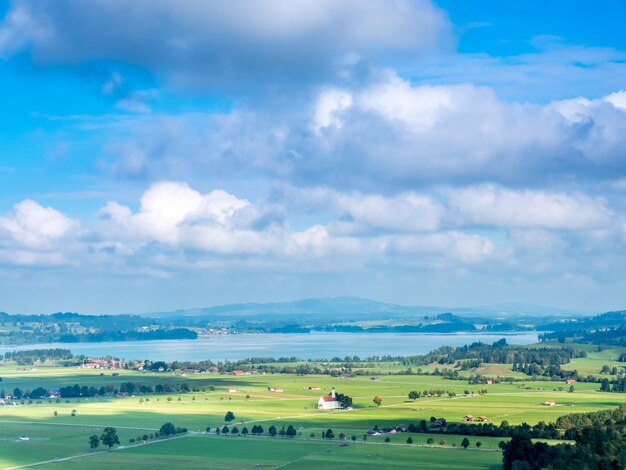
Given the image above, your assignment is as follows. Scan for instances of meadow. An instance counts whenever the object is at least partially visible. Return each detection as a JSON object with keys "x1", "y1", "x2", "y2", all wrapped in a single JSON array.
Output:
[{"x1": 1, "y1": 347, "x2": 625, "y2": 469}]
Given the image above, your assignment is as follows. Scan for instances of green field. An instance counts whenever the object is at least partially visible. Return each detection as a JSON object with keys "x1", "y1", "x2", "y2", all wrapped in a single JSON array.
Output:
[{"x1": 1, "y1": 349, "x2": 626, "y2": 469}]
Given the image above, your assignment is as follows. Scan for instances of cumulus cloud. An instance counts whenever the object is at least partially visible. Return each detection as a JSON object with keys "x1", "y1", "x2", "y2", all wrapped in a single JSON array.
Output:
[
  {"x1": 446, "y1": 185, "x2": 612, "y2": 231},
  {"x1": 0, "y1": 0, "x2": 451, "y2": 89},
  {"x1": 100, "y1": 182, "x2": 257, "y2": 246},
  {"x1": 0, "y1": 200, "x2": 79, "y2": 267},
  {"x1": 299, "y1": 74, "x2": 626, "y2": 188},
  {"x1": 0, "y1": 199, "x2": 77, "y2": 247}
]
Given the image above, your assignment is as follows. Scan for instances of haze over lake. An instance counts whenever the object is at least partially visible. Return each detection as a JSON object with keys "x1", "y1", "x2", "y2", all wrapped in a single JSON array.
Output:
[{"x1": 0, "y1": 332, "x2": 539, "y2": 362}]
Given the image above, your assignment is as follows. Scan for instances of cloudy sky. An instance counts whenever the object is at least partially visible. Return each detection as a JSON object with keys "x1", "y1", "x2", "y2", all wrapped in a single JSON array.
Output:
[{"x1": 1, "y1": 0, "x2": 626, "y2": 314}]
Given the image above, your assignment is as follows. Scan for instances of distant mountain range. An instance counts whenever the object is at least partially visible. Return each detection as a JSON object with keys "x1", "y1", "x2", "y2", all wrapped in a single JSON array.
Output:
[{"x1": 145, "y1": 296, "x2": 581, "y2": 321}]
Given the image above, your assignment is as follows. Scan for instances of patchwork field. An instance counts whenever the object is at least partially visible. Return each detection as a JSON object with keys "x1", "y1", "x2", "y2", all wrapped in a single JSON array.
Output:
[{"x1": 1, "y1": 350, "x2": 625, "y2": 469}]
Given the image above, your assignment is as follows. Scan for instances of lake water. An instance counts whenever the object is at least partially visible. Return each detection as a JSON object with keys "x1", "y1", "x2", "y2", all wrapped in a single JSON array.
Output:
[{"x1": 0, "y1": 332, "x2": 539, "y2": 362}]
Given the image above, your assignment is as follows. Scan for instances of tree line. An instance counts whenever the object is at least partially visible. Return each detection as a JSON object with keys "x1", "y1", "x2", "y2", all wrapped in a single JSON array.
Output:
[{"x1": 502, "y1": 407, "x2": 626, "y2": 469}]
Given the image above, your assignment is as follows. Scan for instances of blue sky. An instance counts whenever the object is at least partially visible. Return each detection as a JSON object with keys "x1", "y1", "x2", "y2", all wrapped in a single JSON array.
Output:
[{"x1": 1, "y1": 0, "x2": 626, "y2": 314}]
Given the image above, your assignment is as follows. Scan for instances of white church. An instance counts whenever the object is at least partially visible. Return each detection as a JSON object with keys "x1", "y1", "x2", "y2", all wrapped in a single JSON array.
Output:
[{"x1": 317, "y1": 388, "x2": 342, "y2": 410}]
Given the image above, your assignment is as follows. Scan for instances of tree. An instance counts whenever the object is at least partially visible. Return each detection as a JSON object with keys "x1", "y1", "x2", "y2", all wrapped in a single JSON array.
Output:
[
  {"x1": 30, "y1": 387, "x2": 48, "y2": 399},
  {"x1": 601, "y1": 378, "x2": 611, "y2": 392},
  {"x1": 339, "y1": 432, "x2": 346, "y2": 440},
  {"x1": 427, "y1": 437, "x2": 434, "y2": 445},
  {"x1": 241, "y1": 426, "x2": 248, "y2": 436},
  {"x1": 159, "y1": 422, "x2": 177, "y2": 437},
  {"x1": 89, "y1": 435, "x2": 100, "y2": 450},
  {"x1": 461, "y1": 437, "x2": 470, "y2": 449},
  {"x1": 373, "y1": 396, "x2": 382, "y2": 407},
  {"x1": 71, "y1": 409, "x2": 77, "y2": 417},
  {"x1": 286, "y1": 425, "x2": 297, "y2": 437},
  {"x1": 439, "y1": 438, "x2": 446, "y2": 447},
  {"x1": 222, "y1": 425, "x2": 229, "y2": 434},
  {"x1": 269, "y1": 425, "x2": 277, "y2": 437},
  {"x1": 101, "y1": 427, "x2": 119, "y2": 450},
  {"x1": 569, "y1": 385, "x2": 575, "y2": 393},
  {"x1": 476, "y1": 441, "x2": 482, "y2": 449},
  {"x1": 325, "y1": 428, "x2": 334, "y2": 439},
  {"x1": 407, "y1": 436, "x2": 413, "y2": 444},
  {"x1": 408, "y1": 391, "x2": 420, "y2": 400},
  {"x1": 384, "y1": 437, "x2": 391, "y2": 443},
  {"x1": 231, "y1": 426, "x2": 239, "y2": 435},
  {"x1": 224, "y1": 411, "x2": 236, "y2": 423}
]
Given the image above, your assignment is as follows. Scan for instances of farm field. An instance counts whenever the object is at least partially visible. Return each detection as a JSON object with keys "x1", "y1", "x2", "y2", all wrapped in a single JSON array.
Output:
[{"x1": 1, "y1": 351, "x2": 626, "y2": 469}]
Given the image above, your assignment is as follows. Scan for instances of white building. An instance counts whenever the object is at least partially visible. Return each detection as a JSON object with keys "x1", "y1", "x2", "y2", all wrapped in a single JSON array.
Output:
[{"x1": 317, "y1": 388, "x2": 342, "y2": 410}]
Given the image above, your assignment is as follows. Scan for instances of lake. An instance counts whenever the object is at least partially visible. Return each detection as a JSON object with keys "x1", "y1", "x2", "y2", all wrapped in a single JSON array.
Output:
[{"x1": 0, "y1": 332, "x2": 539, "y2": 362}]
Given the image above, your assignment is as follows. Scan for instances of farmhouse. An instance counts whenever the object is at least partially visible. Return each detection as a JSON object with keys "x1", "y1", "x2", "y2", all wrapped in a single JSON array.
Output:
[
  {"x1": 566, "y1": 379, "x2": 576, "y2": 385},
  {"x1": 228, "y1": 388, "x2": 238, "y2": 393},
  {"x1": 544, "y1": 400, "x2": 556, "y2": 406},
  {"x1": 307, "y1": 386, "x2": 321, "y2": 391},
  {"x1": 463, "y1": 415, "x2": 474, "y2": 422},
  {"x1": 268, "y1": 386, "x2": 284, "y2": 392},
  {"x1": 318, "y1": 388, "x2": 342, "y2": 410}
]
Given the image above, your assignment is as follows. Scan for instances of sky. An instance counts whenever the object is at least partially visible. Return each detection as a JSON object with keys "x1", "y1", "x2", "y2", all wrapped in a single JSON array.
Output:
[{"x1": 1, "y1": 0, "x2": 626, "y2": 314}]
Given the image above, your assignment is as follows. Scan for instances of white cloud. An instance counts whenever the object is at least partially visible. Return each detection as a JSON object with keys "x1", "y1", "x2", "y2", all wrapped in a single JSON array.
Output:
[
  {"x1": 0, "y1": 0, "x2": 451, "y2": 88},
  {"x1": 333, "y1": 192, "x2": 444, "y2": 233},
  {"x1": 0, "y1": 199, "x2": 77, "y2": 247},
  {"x1": 605, "y1": 90, "x2": 626, "y2": 110},
  {"x1": 381, "y1": 231, "x2": 496, "y2": 264},
  {"x1": 311, "y1": 89, "x2": 353, "y2": 133},
  {"x1": 100, "y1": 182, "x2": 252, "y2": 245},
  {"x1": 447, "y1": 185, "x2": 612, "y2": 231}
]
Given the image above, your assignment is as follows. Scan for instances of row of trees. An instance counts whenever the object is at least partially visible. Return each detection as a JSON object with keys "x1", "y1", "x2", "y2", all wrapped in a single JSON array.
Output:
[
  {"x1": 88, "y1": 422, "x2": 188, "y2": 451},
  {"x1": 214, "y1": 424, "x2": 298, "y2": 437},
  {"x1": 4, "y1": 381, "x2": 196, "y2": 400},
  {"x1": 388, "y1": 416, "x2": 560, "y2": 440}
]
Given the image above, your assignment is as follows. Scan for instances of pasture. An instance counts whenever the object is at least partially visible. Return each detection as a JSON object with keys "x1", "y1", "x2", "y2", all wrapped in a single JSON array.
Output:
[{"x1": 0, "y1": 351, "x2": 625, "y2": 469}]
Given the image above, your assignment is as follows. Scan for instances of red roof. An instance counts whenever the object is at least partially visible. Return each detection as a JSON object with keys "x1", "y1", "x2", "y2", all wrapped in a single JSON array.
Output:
[{"x1": 321, "y1": 395, "x2": 336, "y2": 402}]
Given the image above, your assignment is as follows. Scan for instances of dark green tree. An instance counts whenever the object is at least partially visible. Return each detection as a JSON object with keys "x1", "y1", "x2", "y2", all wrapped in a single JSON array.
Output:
[
  {"x1": 100, "y1": 427, "x2": 119, "y2": 450},
  {"x1": 159, "y1": 422, "x2": 177, "y2": 436},
  {"x1": 224, "y1": 411, "x2": 235, "y2": 423},
  {"x1": 89, "y1": 435, "x2": 100, "y2": 450}
]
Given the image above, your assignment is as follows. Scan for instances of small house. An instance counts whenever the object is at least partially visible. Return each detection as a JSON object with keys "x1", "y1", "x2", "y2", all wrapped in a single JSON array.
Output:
[
  {"x1": 228, "y1": 388, "x2": 238, "y2": 393},
  {"x1": 543, "y1": 400, "x2": 556, "y2": 406},
  {"x1": 566, "y1": 379, "x2": 576, "y2": 385},
  {"x1": 463, "y1": 415, "x2": 474, "y2": 422}
]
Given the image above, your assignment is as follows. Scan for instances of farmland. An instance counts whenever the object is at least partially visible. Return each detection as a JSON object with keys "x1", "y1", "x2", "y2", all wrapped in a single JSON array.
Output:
[{"x1": 1, "y1": 346, "x2": 626, "y2": 469}]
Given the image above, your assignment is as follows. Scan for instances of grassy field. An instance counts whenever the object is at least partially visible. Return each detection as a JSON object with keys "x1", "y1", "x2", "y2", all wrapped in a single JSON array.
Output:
[{"x1": 1, "y1": 349, "x2": 625, "y2": 469}]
